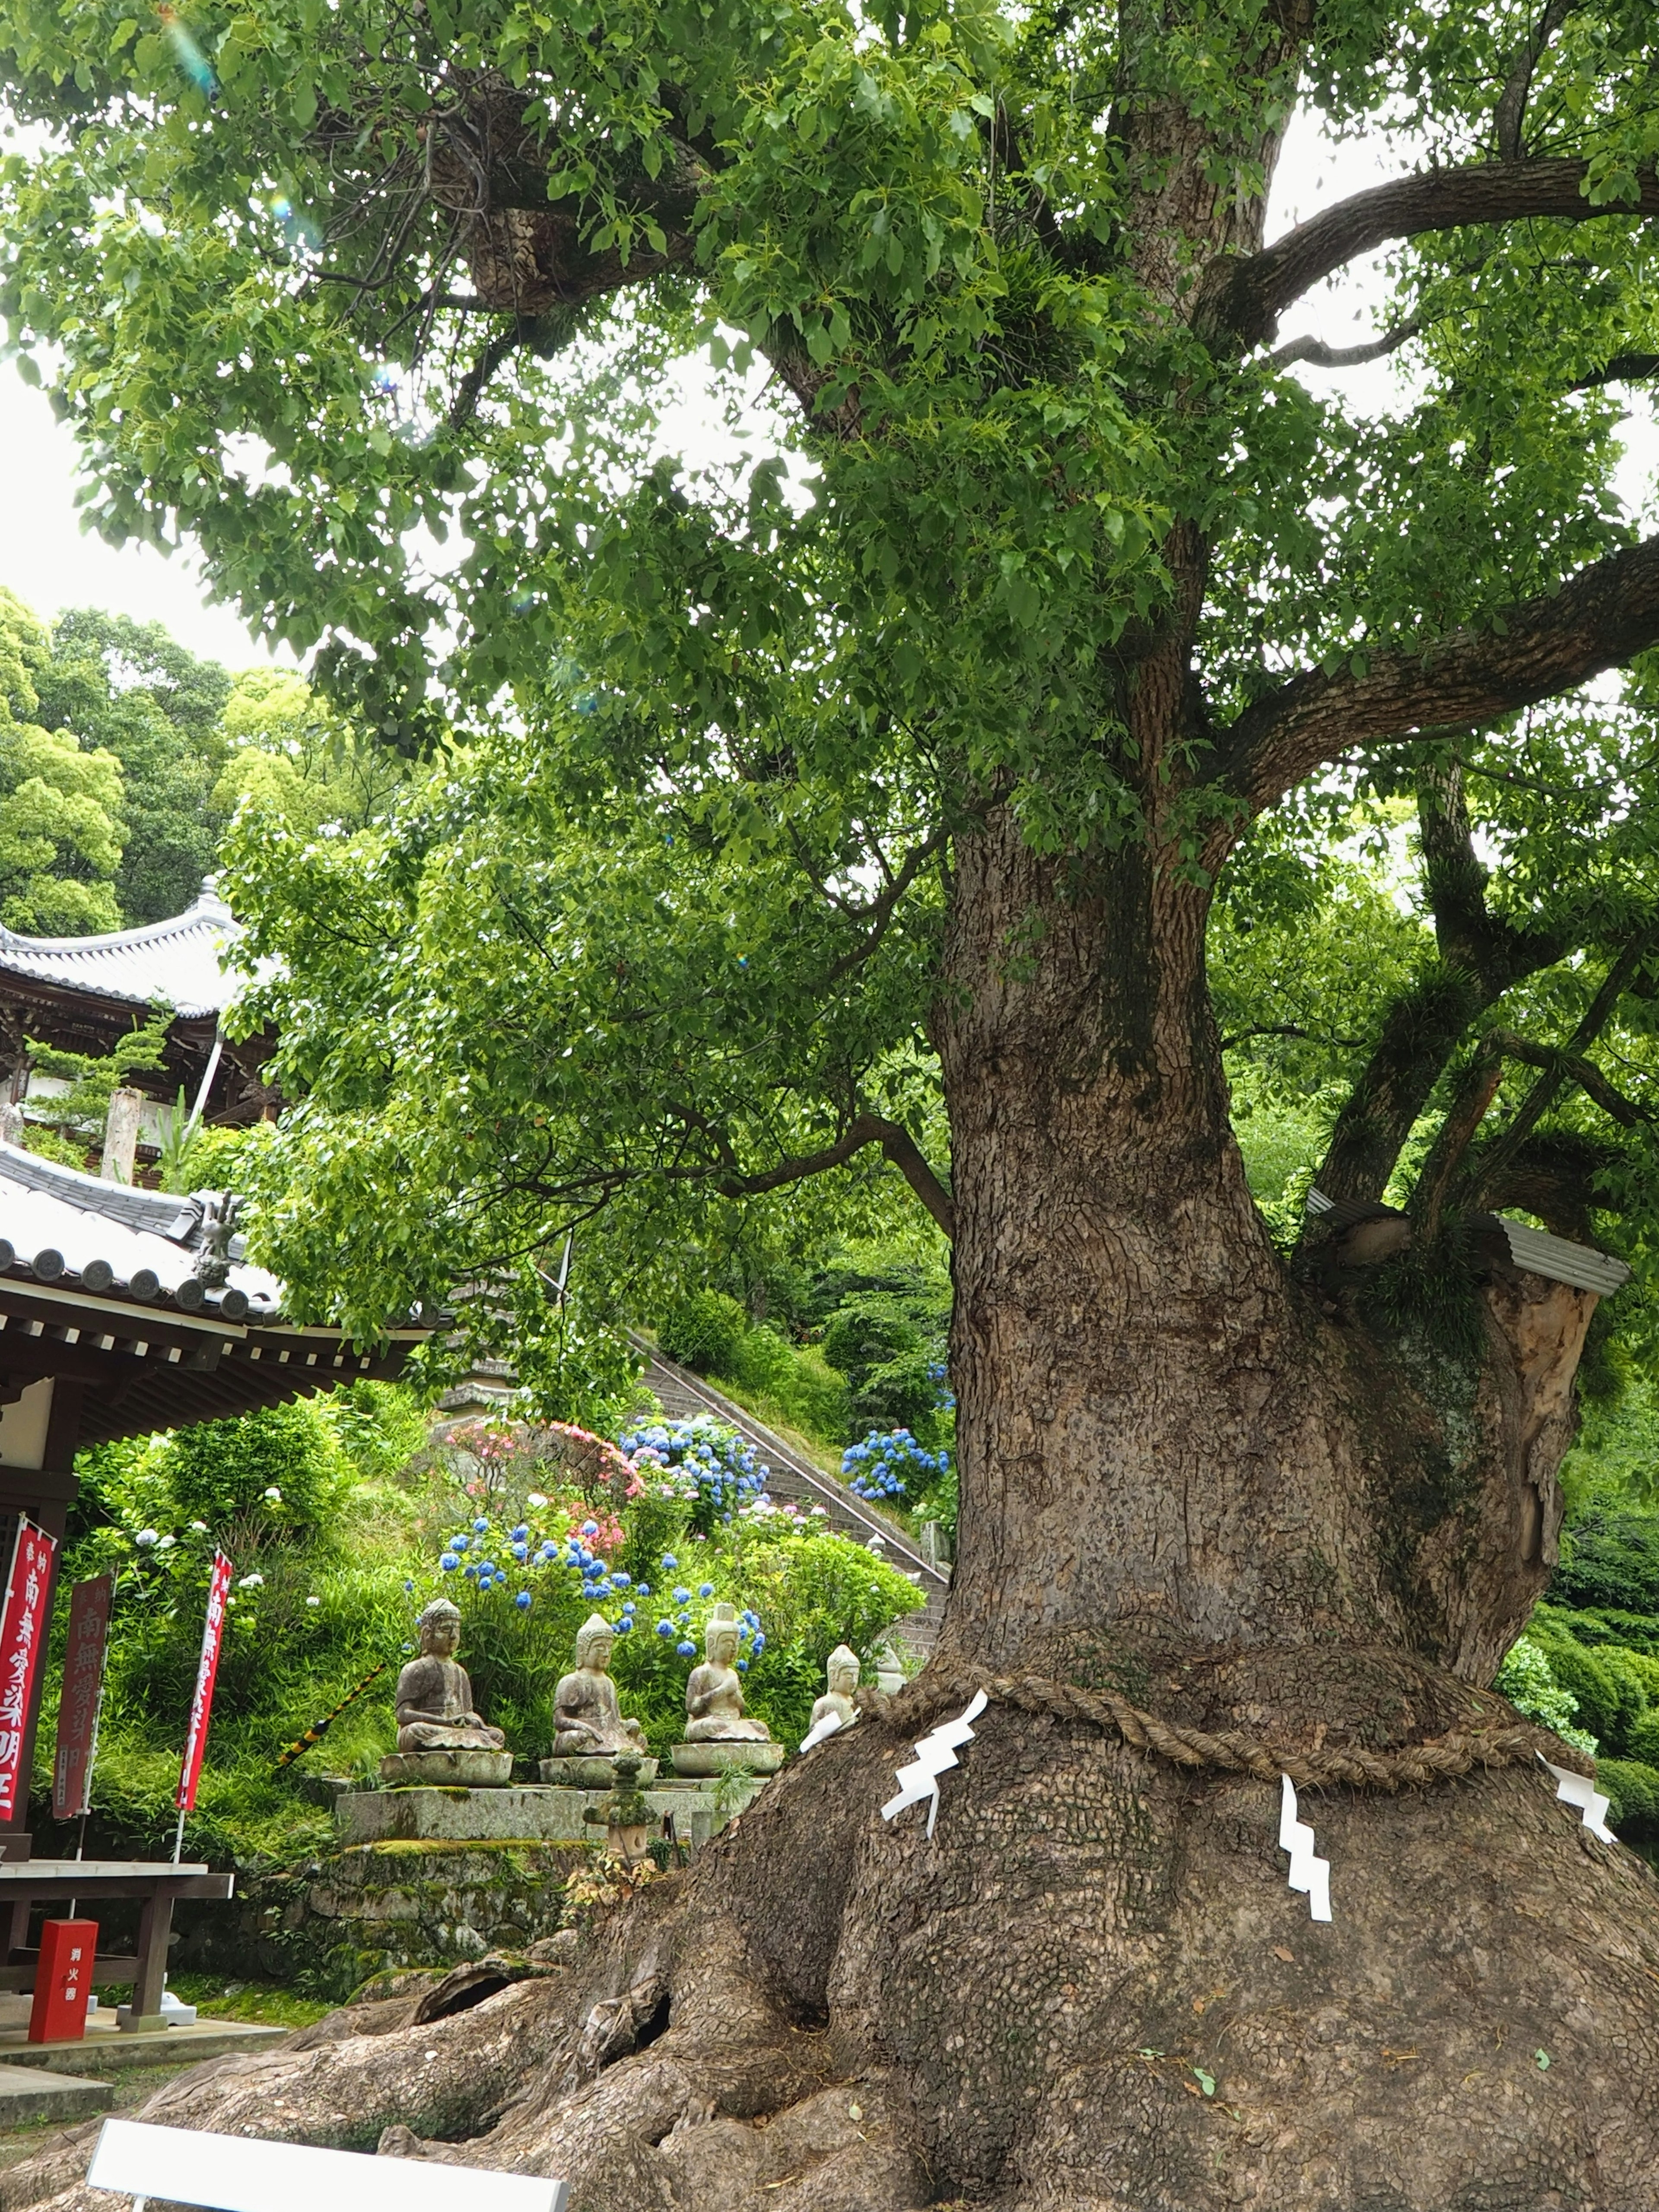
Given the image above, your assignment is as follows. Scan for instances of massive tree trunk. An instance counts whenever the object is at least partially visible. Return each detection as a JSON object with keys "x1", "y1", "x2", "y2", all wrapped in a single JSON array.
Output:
[{"x1": 14, "y1": 782, "x2": 1659, "y2": 2212}]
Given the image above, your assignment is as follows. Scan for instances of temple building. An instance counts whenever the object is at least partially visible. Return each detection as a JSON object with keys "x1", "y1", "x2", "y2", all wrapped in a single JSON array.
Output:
[
  {"x1": 0, "y1": 1136, "x2": 428, "y2": 1861},
  {"x1": 0, "y1": 881, "x2": 275, "y2": 1151}
]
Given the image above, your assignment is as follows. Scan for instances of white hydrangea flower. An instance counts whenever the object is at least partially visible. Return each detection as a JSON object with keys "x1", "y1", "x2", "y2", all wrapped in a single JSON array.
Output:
[
  {"x1": 134, "y1": 1529, "x2": 159, "y2": 1548},
  {"x1": 237, "y1": 1572, "x2": 264, "y2": 1589}
]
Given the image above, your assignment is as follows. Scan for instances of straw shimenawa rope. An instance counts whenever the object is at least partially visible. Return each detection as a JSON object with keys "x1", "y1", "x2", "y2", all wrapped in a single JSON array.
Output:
[{"x1": 971, "y1": 1672, "x2": 1576, "y2": 1792}]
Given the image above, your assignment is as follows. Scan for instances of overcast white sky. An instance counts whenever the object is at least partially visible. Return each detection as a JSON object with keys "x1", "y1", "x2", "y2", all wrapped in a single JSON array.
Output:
[{"x1": 0, "y1": 106, "x2": 1647, "y2": 669}]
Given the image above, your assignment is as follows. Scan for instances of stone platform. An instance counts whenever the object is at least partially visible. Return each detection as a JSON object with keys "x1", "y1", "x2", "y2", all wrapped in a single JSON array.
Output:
[
  {"x1": 0, "y1": 2062, "x2": 112, "y2": 2123},
  {"x1": 337, "y1": 1778, "x2": 769, "y2": 1850}
]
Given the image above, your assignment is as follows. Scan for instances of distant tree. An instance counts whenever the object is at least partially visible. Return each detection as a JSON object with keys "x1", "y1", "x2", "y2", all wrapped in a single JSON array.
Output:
[
  {"x1": 33, "y1": 608, "x2": 232, "y2": 925},
  {"x1": 211, "y1": 667, "x2": 406, "y2": 835},
  {"x1": 0, "y1": 589, "x2": 125, "y2": 932}
]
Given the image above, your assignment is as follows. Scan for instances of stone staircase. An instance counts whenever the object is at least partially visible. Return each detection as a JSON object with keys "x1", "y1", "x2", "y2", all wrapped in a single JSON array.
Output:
[{"x1": 632, "y1": 1340, "x2": 950, "y2": 1659}]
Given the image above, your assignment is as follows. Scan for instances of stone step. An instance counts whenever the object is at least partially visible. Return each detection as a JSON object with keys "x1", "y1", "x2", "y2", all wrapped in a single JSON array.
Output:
[
  {"x1": 0, "y1": 2060, "x2": 114, "y2": 2123},
  {"x1": 0, "y1": 2020, "x2": 286, "y2": 2075}
]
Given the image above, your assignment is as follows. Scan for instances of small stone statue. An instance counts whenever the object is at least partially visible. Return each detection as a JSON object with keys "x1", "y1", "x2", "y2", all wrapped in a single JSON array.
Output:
[
  {"x1": 380, "y1": 1599, "x2": 512, "y2": 1785},
  {"x1": 395, "y1": 1600, "x2": 507, "y2": 1752},
  {"x1": 685, "y1": 1603, "x2": 773, "y2": 1742},
  {"x1": 554, "y1": 1613, "x2": 649, "y2": 1759},
  {"x1": 803, "y1": 1645, "x2": 860, "y2": 1748}
]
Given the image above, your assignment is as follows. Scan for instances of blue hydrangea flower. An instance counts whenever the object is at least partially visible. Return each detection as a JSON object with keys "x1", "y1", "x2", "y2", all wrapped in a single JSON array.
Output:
[
  {"x1": 612, "y1": 1572, "x2": 630, "y2": 1588},
  {"x1": 698, "y1": 1582, "x2": 714, "y2": 1599},
  {"x1": 674, "y1": 1586, "x2": 691, "y2": 1604},
  {"x1": 622, "y1": 1599, "x2": 636, "y2": 1613},
  {"x1": 515, "y1": 1591, "x2": 532, "y2": 1610},
  {"x1": 676, "y1": 1640, "x2": 696, "y2": 1656},
  {"x1": 582, "y1": 1520, "x2": 599, "y2": 1537},
  {"x1": 635, "y1": 1583, "x2": 651, "y2": 1598},
  {"x1": 737, "y1": 1659, "x2": 748, "y2": 1673},
  {"x1": 451, "y1": 1534, "x2": 470, "y2": 1552},
  {"x1": 440, "y1": 1553, "x2": 459, "y2": 1571},
  {"x1": 753, "y1": 1632, "x2": 766, "y2": 1652},
  {"x1": 403, "y1": 1579, "x2": 414, "y2": 1592},
  {"x1": 661, "y1": 1554, "x2": 678, "y2": 1571},
  {"x1": 614, "y1": 1616, "x2": 632, "y2": 1633},
  {"x1": 657, "y1": 1619, "x2": 675, "y2": 1637},
  {"x1": 473, "y1": 1518, "x2": 489, "y2": 1533},
  {"x1": 512, "y1": 1543, "x2": 528, "y2": 1561},
  {"x1": 512, "y1": 1524, "x2": 528, "y2": 1541}
]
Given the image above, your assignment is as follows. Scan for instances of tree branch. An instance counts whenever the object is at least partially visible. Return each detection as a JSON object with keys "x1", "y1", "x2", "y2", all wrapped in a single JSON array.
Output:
[
  {"x1": 711, "y1": 1112, "x2": 954, "y2": 1238},
  {"x1": 1469, "y1": 937, "x2": 1657, "y2": 1202},
  {"x1": 1225, "y1": 532, "x2": 1659, "y2": 813},
  {"x1": 1569, "y1": 350, "x2": 1659, "y2": 391},
  {"x1": 1266, "y1": 316, "x2": 1423, "y2": 372},
  {"x1": 1495, "y1": 0, "x2": 1575, "y2": 164},
  {"x1": 1197, "y1": 159, "x2": 1659, "y2": 352}
]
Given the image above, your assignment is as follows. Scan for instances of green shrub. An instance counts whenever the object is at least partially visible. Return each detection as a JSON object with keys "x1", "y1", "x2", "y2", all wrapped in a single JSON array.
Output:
[
  {"x1": 660, "y1": 1290, "x2": 751, "y2": 1377},
  {"x1": 1494, "y1": 1635, "x2": 1596, "y2": 1753},
  {"x1": 820, "y1": 1295, "x2": 924, "y2": 1384},
  {"x1": 1550, "y1": 1507, "x2": 1659, "y2": 1615},
  {"x1": 1527, "y1": 1612, "x2": 1652, "y2": 1753},
  {"x1": 1596, "y1": 1758, "x2": 1659, "y2": 1837},
  {"x1": 853, "y1": 1347, "x2": 944, "y2": 1437}
]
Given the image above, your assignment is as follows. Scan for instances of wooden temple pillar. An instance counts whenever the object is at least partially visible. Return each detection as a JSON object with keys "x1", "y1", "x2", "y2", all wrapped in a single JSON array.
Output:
[{"x1": 0, "y1": 1377, "x2": 82, "y2": 1863}]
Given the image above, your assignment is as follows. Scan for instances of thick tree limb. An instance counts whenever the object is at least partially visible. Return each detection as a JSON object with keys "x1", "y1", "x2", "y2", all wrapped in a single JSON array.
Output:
[
  {"x1": 1198, "y1": 160, "x2": 1659, "y2": 352},
  {"x1": 1225, "y1": 533, "x2": 1659, "y2": 812},
  {"x1": 1418, "y1": 760, "x2": 1567, "y2": 994},
  {"x1": 1569, "y1": 350, "x2": 1659, "y2": 391}
]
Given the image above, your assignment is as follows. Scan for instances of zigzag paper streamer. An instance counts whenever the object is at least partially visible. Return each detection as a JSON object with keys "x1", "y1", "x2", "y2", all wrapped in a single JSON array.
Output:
[
  {"x1": 1279, "y1": 1773, "x2": 1332, "y2": 1921},
  {"x1": 882, "y1": 1689, "x2": 988, "y2": 1840},
  {"x1": 1540, "y1": 1754, "x2": 1615, "y2": 1844},
  {"x1": 800, "y1": 1709, "x2": 845, "y2": 1753}
]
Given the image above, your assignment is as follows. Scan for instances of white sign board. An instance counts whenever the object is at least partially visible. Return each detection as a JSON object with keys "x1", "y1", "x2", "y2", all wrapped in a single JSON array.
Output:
[{"x1": 88, "y1": 2120, "x2": 568, "y2": 2212}]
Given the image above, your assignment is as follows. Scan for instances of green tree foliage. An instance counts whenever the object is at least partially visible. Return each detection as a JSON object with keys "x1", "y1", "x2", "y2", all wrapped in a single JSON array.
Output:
[
  {"x1": 0, "y1": 589, "x2": 127, "y2": 931},
  {"x1": 211, "y1": 667, "x2": 408, "y2": 836},
  {"x1": 32, "y1": 608, "x2": 232, "y2": 925},
  {"x1": 9, "y1": 6, "x2": 1659, "y2": 1445}
]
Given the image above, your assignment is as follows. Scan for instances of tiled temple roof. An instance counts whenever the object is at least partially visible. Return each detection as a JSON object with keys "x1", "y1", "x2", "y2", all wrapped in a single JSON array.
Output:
[
  {"x1": 0, "y1": 885, "x2": 238, "y2": 1021},
  {"x1": 0, "y1": 1141, "x2": 279, "y2": 1323}
]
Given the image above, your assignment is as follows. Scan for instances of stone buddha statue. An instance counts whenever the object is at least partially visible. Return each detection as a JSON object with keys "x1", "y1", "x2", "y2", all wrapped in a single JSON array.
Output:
[
  {"x1": 813, "y1": 1645, "x2": 860, "y2": 1732},
  {"x1": 553, "y1": 1614, "x2": 649, "y2": 1759},
  {"x1": 393, "y1": 1599, "x2": 507, "y2": 1754},
  {"x1": 685, "y1": 1604, "x2": 772, "y2": 1742}
]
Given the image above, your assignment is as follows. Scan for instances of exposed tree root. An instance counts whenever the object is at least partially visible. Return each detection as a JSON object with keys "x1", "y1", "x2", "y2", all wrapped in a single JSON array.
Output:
[{"x1": 7, "y1": 1661, "x2": 1659, "y2": 2211}]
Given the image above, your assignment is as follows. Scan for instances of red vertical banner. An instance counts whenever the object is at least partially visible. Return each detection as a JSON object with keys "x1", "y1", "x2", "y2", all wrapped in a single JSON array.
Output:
[
  {"x1": 52, "y1": 1576, "x2": 112, "y2": 1823},
  {"x1": 175, "y1": 1551, "x2": 232, "y2": 1815},
  {"x1": 0, "y1": 1523, "x2": 57, "y2": 1824}
]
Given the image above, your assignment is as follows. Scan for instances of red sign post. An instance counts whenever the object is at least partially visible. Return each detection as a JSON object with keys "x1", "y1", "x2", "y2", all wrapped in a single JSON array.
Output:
[
  {"x1": 0, "y1": 1522, "x2": 58, "y2": 1826},
  {"x1": 53, "y1": 1576, "x2": 113, "y2": 1824},
  {"x1": 174, "y1": 1551, "x2": 232, "y2": 1854}
]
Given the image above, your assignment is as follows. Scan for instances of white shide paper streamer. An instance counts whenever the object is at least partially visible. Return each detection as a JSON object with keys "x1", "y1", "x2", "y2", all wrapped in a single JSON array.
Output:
[
  {"x1": 800, "y1": 1709, "x2": 845, "y2": 1754},
  {"x1": 1279, "y1": 1773, "x2": 1332, "y2": 1922},
  {"x1": 1540, "y1": 1754, "x2": 1615, "y2": 1844},
  {"x1": 881, "y1": 1688, "x2": 988, "y2": 1839}
]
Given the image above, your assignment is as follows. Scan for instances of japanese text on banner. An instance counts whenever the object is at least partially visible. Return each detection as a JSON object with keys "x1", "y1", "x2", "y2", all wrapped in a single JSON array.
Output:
[
  {"x1": 53, "y1": 1576, "x2": 113, "y2": 1823},
  {"x1": 176, "y1": 1551, "x2": 233, "y2": 1815},
  {"x1": 0, "y1": 1523, "x2": 57, "y2": 1823}
]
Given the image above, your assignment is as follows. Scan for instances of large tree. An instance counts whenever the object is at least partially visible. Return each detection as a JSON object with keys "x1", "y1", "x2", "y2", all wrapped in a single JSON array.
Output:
[{"x1": 7, "y1": 1, "x2": 1659, "y2": 2205}]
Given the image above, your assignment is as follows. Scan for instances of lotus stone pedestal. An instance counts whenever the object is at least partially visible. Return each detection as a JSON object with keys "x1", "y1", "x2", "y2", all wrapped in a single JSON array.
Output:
[
  {"x1": 378, "y1": 1749, "x2": 513, "y2": 1787},
  {"x1": 669, "y1": 1740, "x2": 787, "y2": 1778},
  {"x1": 538, "y1": 1754, "x2": 660, "y2": 1787}
]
